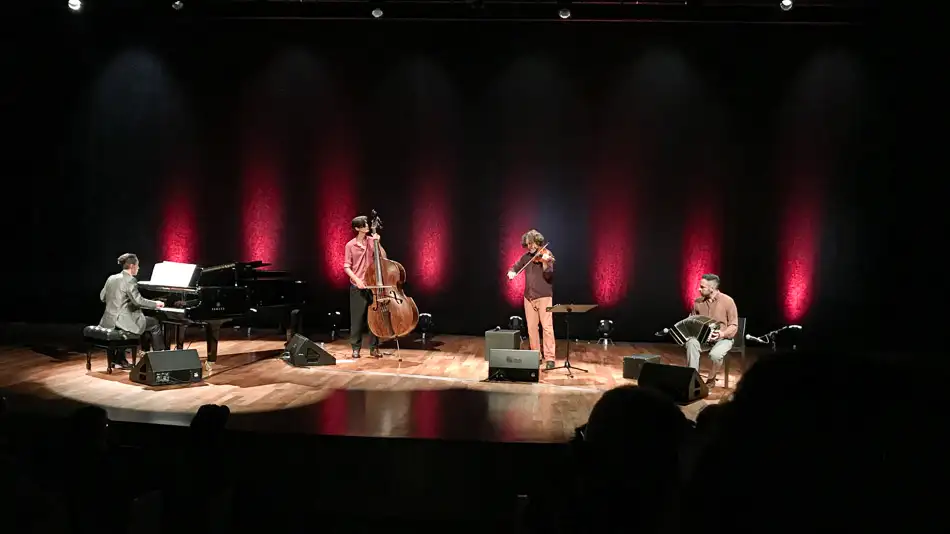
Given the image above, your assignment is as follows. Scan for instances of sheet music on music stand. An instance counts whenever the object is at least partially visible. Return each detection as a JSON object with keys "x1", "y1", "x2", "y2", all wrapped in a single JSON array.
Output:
[
  {"x1": 140, "y1": 261, "x2": 198, "y2": 287},
  {"x1": 544, "y1": 303, "x2": 598, "y2": 377}
]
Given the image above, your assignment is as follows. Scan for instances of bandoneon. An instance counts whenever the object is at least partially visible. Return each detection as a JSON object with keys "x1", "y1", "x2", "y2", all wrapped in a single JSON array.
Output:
[{"x1": 669, "y1": 315, "x2": 720, "y2": 346}]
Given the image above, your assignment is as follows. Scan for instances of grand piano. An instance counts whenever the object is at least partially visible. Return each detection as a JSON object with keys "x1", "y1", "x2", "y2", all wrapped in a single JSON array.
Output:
[{"x1": 139, "y1": 260, "x2": 307, "y2": 364}]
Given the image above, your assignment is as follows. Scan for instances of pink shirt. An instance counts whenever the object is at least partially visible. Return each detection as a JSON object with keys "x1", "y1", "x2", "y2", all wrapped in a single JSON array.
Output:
[
  {"x1": 690, "y1": 292, "x2": 739, "y2": 339},
  {"x1": 344, "y1": 235, "x2": 382, "y2": 284}
]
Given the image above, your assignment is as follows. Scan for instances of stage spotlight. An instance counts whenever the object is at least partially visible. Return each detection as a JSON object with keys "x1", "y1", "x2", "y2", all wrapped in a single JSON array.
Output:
[
  {"x1": 172, "y1": 1, "x2": 183, "y2": 10},
  {"x1": 68, "y1": 0, "x2": 81, "y2": 11},
  {"x1": 372, "y1": 8, "x2": 383, "y2": 18},
  {"x1": 508, "y1": 315, "x2": 526, "y2": 339},
  {"x1": 780, "y1": 0, "x2": 793, "y2": 11},
  {"x1": 418, "y1": 313, "x2": 433, "y2": 344},
  {"x1": 596, "y1": 319, "x2": 614, "y2": 346},
  {"x1": 558, "y1": 8, "x2": 571, "y2": 19},
  {"x1": 327, "y1": 311, "x2": 342, "y2": 341}
]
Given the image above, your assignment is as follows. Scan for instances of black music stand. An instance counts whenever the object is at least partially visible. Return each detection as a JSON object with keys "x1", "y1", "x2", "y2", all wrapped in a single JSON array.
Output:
[{"x1": 544, "y1": 304, "x2": 598, "y2": 377}]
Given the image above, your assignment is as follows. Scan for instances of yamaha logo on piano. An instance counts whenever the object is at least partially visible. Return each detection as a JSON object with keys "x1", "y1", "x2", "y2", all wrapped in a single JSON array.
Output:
[{"x1": 211, "y1": 302, "x2": 225, "y2": 312}]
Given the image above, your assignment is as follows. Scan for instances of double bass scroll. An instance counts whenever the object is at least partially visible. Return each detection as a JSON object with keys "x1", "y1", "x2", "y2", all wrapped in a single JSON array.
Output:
[{"x1": 363, "y1": 210, "x2": 420, "y2": 341}]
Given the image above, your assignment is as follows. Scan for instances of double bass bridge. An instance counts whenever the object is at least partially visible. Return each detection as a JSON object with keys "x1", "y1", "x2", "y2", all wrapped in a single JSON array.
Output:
[{"x1": 370, "y1": 290, "x2": 403, "y2": 309}]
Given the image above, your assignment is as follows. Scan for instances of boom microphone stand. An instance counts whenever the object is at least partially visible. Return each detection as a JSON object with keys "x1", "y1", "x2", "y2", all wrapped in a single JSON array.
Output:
[{"x1": 745, "y1": 325, "x2": 802, "y2": 352}]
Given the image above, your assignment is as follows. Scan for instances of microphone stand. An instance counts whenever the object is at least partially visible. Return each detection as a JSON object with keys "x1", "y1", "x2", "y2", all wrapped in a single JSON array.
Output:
[{"x1": 748, "y1": 325, "x2": 801, "y2": 352}]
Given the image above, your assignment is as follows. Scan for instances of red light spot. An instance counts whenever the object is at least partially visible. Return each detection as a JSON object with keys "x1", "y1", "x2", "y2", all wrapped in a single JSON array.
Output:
[
  {"x1": 413, "y1": 160, "x2": 450, "y2": 293},
  {"x1": 682, "y1": 202, "x2": 721, "y2": 310},
  {"x1": 501, "y1": 180, "x2": 534, "y2": 306},
  {"x1": 241, "y1": 144, "x2": 282, "y2": 265},
  {"x1": 319, "y1": 389, "x2": 349, "y2": 435},
  {"x1": 318, "y1": 136, "x2": 357, "y2": 288},
  {"x1": 159, "y1": 171, "x2": 196, "y2": 263},
  {"x1": 591, "y1": 174, "x2": 634, "y2": 307},
  {"x1": 782, "y1": 187, "x2": 819, "y2": 322},
  {"x1": 411, "y1": 389, "x2": 441, "y2": 439}
]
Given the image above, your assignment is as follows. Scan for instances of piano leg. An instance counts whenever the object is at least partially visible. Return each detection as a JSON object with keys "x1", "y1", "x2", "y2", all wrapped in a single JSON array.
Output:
[
  {"x1": 162, "y1": 324, "x2": 187, "y2": 351},
  {"x1": 205, "y1": 322, "x2": 221, "y2": 363},
  {"x1": 163, "y1": 324, "x2": 175, "y2": 350},
  {"x1": 175, "y1": 325, "x2": 186, "y2": 350}
]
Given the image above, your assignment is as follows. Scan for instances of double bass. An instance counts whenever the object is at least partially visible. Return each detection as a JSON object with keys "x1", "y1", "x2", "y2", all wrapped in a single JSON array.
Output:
[{"x1": 364, "y1": 210, "x2": 420, "y2": 341}]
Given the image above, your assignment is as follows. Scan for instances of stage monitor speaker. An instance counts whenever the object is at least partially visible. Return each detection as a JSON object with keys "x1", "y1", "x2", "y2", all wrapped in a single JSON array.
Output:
[
  {"x1": 283, "y1": 334, "x2": 336, "y2": 367},
  {"x1": 636, "y1": 362, "x2": 708, "y2": 404},
  {"x1": 484, "y1": 329, "x2": 522, "y2": 360},
  {"x1": 487, "y1": 349, "x2": 540, "y2": 382},
  {"x1": 623, "y1": 354, "x2": 662, "y2": 380},
  {"x1": 130, "y1": 349, "x2": 203, "y2": 386}
]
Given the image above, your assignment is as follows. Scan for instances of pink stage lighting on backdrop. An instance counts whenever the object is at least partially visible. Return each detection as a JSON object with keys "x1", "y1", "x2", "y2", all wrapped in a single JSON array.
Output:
[
  {"x1": 160, "y1": 184, "x2": 197, "y2": 264},
  {"x1": 412, "y1": 160, "x2": 450, "y2": 293},
  {"x1": 318, "y1": 137, "x2": 357, "y2": 288},
  {"x1": 781, "y1": 187, "x2": 820, "y2": 322},
  {"x1": 241, "y1": 145, "x2": 282, "y2": 265},
  {"x1": 591, "y1": 173, "x2": 635, "y2": 307},
  {"x1": 501, "y1": 177, "x2": 536, "y2": 307},
  {"x1": 681, "y1": 202, "x2": 721, "y2": 310}
]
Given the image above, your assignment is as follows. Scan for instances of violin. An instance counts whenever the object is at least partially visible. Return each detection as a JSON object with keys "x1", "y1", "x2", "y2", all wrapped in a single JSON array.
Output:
[
  {"x1": 532, "y1": 245, "x2": 554, "y2": 264},
  {"x1": 363, "y1": 209, "x2": 420, "y2": 341},
  {"x1": 513, "y1": 242, "x2": 554, "y2": 277}
]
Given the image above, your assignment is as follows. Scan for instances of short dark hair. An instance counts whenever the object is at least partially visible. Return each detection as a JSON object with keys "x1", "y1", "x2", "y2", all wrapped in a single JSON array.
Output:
[
  {"x1": 117, "y1": 253, "x2": 139, "y2": 269},
  {"x1": 521, "y1": 229, "x2": 545, "y2": 248},
  {"x1": 352, "y1": 216, "x2": 369, "y2": 230},
  {"x1": 701, "y1": 273, "x2": 720, "y2": 288}
]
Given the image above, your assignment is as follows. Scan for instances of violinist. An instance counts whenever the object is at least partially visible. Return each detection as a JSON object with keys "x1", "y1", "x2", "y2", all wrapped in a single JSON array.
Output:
[
  {"x1": 506, "y1": 229, "x2": 556, "y2": 370},
  {"x1": 343, "y1": 215, "x2": 387, "y2": 358}
]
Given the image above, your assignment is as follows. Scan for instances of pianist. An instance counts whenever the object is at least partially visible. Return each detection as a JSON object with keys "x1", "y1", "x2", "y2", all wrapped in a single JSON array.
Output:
[
  {"x1": 343, "y1": 215, "x2": 387, "y2": 358},
  {"x1": 98, "y1": 253, "x2": 166, "y2": 369}
]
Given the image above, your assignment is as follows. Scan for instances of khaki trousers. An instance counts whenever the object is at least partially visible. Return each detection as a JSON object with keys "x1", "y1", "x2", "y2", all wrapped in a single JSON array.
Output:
[{"x1": 524, "y1": 296, "x2": 555, "y2": 362}]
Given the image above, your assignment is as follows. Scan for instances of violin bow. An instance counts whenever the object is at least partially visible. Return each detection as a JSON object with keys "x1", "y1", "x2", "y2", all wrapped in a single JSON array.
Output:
[{"x1": 514, "y1": 242, "x2": 551, "y2": 277}]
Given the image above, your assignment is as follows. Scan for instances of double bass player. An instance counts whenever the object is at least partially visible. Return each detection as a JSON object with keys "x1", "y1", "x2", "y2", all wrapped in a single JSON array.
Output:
[{"x1": 343, "y1": 215, "x2": 386, "y2": 358}]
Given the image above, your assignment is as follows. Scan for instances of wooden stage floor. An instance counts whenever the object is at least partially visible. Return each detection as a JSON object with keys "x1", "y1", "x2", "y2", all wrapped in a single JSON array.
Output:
[{"x1": 0, "y1": 323, "x2": 753, "y2": 442}]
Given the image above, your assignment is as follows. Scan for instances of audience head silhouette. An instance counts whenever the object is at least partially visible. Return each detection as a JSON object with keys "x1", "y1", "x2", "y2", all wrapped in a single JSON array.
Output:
[
  {"x1": 572, "y1": 385, "x2": 689, "y2": 534},
  {"x1": 190, "y1": 404, "x2": 230, "y2": 446}
]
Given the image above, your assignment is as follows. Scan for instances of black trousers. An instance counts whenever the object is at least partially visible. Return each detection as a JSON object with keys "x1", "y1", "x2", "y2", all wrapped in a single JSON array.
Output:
[
  {"x1": 142, "y1": 316, "x2": 167, "y2": 351},
  {"x1": 349, "y1": 286, "x2": 378, "y2": 350},
  {"x1": 108, "y1": 317, "x2": 165, "y2": 362}
]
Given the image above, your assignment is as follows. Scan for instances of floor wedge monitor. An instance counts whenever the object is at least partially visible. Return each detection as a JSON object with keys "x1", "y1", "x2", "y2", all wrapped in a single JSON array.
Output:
[
  {"x1": 636, "y1": 362, "x2": 708, "y2": 404},
  {"x1": 130, "y1": 349, "x2": 203, "y2": 386},
  {"x1": 487, "y1": 348, "x2": 539, "y2": 382},
  {"x1": 283, "y1": 334, "x2": 336, "y2": 367}
]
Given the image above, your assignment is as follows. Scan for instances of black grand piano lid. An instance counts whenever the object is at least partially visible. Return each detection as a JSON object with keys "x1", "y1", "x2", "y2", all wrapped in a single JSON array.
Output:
[
  {"x1": 201, "y1": 260, "x2": 268, "y2": 273},
  {"x1": 197, "y1": 261, "x2": 303, "y2": 286}
]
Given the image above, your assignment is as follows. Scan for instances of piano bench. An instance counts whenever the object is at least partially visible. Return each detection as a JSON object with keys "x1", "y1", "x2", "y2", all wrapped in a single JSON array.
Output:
[{"x1": 83, "y1": 326, "x2": 140, "y2": 375}]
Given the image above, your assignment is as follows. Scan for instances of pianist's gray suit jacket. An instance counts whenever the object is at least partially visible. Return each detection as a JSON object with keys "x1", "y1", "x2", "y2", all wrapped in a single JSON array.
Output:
[{"x1": 98, "y1": 271, "x2": 160, "y2": 335}]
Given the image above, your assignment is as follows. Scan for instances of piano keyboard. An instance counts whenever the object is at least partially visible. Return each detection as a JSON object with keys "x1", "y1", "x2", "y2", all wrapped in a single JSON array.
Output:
[{"x1": 161, "y1": 307, "x2": 186, "y2": 314}]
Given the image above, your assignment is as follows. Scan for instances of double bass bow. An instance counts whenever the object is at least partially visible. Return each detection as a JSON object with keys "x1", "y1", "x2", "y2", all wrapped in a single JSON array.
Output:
[{"x1": 363, "y1": 210, "x2": 420, "y2": 342}]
